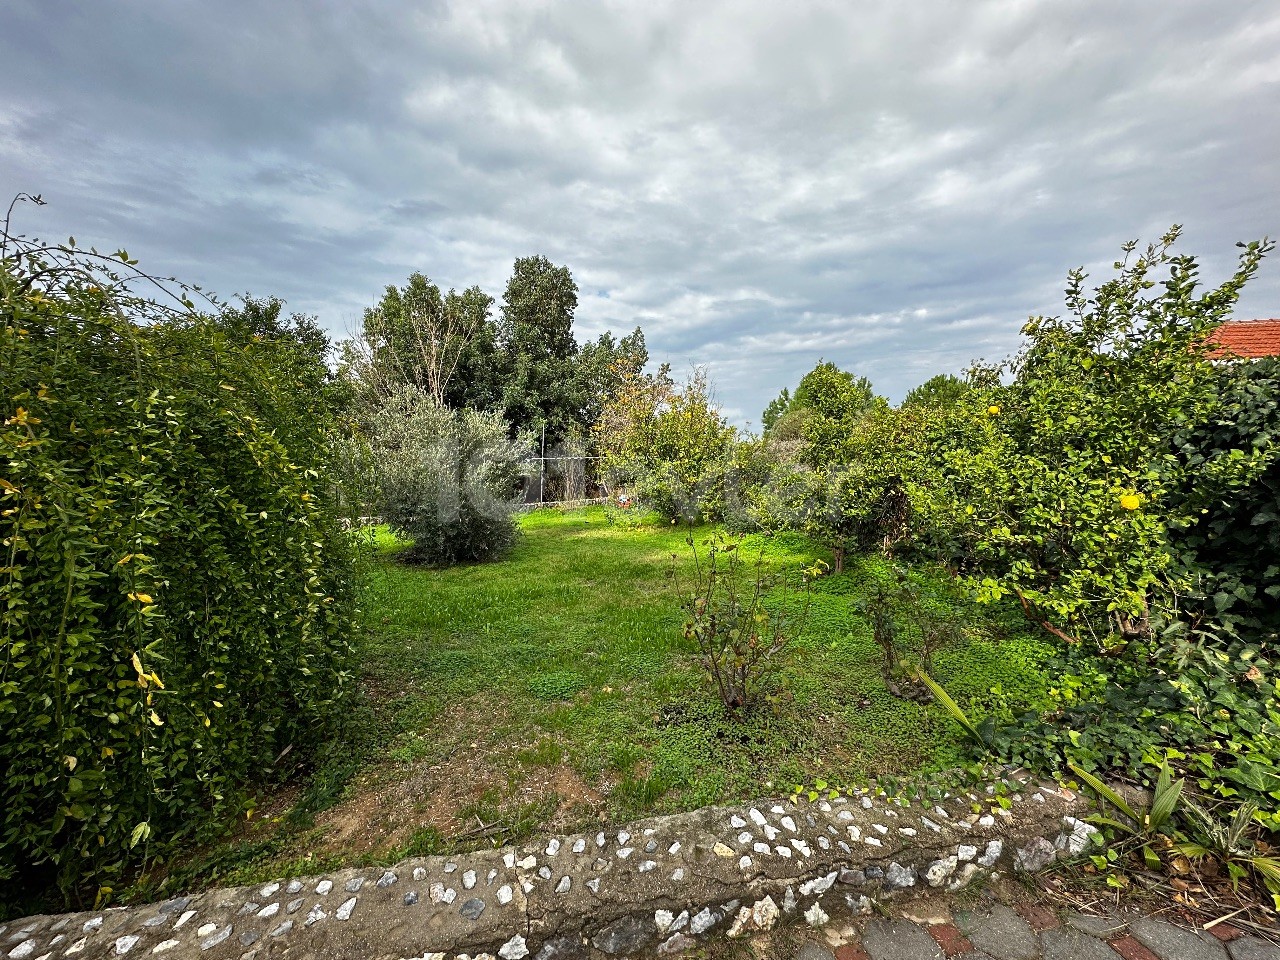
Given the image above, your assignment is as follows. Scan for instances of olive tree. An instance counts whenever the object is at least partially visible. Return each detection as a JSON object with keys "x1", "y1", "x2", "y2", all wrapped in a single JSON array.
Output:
[{"x1": 366, "y1": 385, "x2": 529, "y2": 564}]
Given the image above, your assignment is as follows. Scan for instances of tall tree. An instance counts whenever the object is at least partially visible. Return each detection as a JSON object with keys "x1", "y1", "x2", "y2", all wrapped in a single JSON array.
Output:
[
  {"x1": 784, "y1": 360, "x2": 882, "y2": 466},
  {"x1": 761, "y1": 387, "x2": 791, "y2": 433},
  {"x1": 345, "y1": 258, "x2": 648, "y2": 450},
  {"x1": 352, "y1": 272, "x2": 497, "y2": 408},
  {"x1": 498, "y1": 255, "x2": 581, "y2": 441},
  {"x1": 571, "y1": 326, "x2": 648, "y2": 436},
  {"x1": 791, "y1": 360, "x2": 875, "y2": 420}
]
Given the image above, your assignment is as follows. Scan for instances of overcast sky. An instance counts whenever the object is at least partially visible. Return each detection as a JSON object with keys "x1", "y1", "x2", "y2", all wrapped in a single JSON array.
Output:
[{"x1": 3, "y1": 2, "x2": 1278, "y2": 426}]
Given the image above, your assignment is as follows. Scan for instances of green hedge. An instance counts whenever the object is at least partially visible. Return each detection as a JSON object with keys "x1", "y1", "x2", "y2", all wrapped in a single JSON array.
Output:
[
  {"x1": 1, "y1": 252, "x2": 355, "y2": 908},
  {"x1": 1168, "y1": 356, "x2": 1280, "y2": 641}
]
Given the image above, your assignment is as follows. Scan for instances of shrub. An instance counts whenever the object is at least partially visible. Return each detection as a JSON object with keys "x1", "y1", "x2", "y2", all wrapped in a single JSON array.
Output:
[
  {"x1": 901, "y1": 373, "x2": 970, "y2": 410},
  {"x1": 673, "y1": 534, "x2": 818, "y2": 714},
  {"x1": 750, "y1": 401, "x2": 998, "y2": 571},
  {"x1": 962, "y1": 228, "x2": 1273, "y2": 646},
  {"x1": 365, "y1": 385, "x2": 527, "y2": 564},
  {"x1": 720, "y1": 435, "x2": 778, "y2": 533},
  {"x1": 856, "y1": 563, "x2": 966, "y2": 702},
  {"x1": 1165, "y1": 356, "x2": 1280, "y2": 643},
  {"x1": 0, "y1": 214, "x2": 354, "y2": 908},
  {"x1": 595, "y1": 367, "x2": 737, "y2": 522}
]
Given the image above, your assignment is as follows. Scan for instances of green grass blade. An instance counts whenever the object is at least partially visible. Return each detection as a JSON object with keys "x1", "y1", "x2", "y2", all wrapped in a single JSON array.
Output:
[{"x1": 1067, "y1": 761, "x2": 1140, "y2": 824}]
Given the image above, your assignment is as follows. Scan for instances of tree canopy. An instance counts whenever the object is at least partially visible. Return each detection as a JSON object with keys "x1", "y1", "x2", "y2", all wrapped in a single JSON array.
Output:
[
  {"x1": 345, "y1": 256, "x2": 646, "y2": 446},
  {"x1": 901, "y1": 373, "x2": 970, "y2": 409}
]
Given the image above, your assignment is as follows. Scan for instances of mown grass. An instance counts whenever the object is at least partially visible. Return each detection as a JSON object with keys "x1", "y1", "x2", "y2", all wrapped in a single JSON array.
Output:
[{"x1": 130, "y1": 506, "x2": 1053, "y2": 897}]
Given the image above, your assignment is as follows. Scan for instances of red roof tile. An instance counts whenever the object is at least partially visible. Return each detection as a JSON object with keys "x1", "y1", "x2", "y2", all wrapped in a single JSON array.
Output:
[{"x1": 1208, "y1": 319, "x2": 1280, "y2": 359}]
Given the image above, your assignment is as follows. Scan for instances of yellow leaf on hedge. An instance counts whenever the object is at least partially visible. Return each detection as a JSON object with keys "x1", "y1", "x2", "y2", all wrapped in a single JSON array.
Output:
[
  {"x1": 149, "y1": 710, "x2": 163, "y2": 726},
  {"x1": 127, "y1": 592, "x2": 154, "y2": 604}
]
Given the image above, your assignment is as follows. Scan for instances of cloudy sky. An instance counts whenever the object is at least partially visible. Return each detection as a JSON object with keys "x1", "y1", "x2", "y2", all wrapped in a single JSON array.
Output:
[{"x1": 3, "y1": 2, "x2": 1278, "y2": 426}]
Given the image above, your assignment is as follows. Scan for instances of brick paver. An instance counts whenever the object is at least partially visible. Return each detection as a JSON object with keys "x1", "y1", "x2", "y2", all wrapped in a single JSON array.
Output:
[
  {"x1": 1206, "y1": 925, "x2": 1245, "y2": 944},
  {"x1": 1109, "y1": 934, "x2": 1163, "y2": 960},
  {"x1": 928, "y1": 922, "x2": 977, "y2": 957},
  {"x1": 784, "y1": 910, "x2": 1279, "y2": 960}
]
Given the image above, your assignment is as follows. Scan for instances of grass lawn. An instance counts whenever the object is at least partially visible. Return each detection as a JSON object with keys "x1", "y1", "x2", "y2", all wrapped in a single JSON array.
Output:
[{"x1": 138, "y1": 507, "x2": 1054, "y2": 896}]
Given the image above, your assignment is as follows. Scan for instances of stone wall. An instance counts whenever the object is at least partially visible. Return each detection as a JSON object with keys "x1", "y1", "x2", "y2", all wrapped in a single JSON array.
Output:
[{"x1": 1, "y1": 781, "x2": 1093, "y2": 960}]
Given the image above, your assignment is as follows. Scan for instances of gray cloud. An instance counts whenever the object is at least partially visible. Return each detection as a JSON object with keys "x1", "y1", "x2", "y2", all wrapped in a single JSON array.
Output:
[{"x1": 3, "y1": 0, "x2": 1278, "y2": 426}]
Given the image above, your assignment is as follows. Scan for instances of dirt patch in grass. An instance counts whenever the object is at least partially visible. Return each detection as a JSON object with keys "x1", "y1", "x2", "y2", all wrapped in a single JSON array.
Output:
[
  {"x1": 310, "y1": 774, "x2": 420, "y2": 857},
  {"x1": 289, "y1": 693, "x2": 613, "y2": 864},
  {"x1": 299, "y1": 756, "x2": 607, "y2": 862}
]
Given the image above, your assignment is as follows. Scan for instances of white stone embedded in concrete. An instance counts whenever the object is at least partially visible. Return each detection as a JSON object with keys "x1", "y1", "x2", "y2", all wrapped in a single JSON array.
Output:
[{"x1": 498, "y1": 934, "x2": 529, "y2": 959}]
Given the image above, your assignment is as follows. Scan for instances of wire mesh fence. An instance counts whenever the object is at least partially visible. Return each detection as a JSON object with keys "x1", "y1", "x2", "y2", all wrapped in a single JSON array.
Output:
[
  {"x1": 519, "y1": 428, "x2": 611, "y2": 507},
  {"x1": 519, "y1": 452, "x2": 608, "y2": 506}
]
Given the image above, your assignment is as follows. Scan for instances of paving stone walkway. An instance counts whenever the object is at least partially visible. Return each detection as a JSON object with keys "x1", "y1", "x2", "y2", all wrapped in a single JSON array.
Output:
[{"x1": 779, "y1": 902, "x2": 1278, "y2": 960}]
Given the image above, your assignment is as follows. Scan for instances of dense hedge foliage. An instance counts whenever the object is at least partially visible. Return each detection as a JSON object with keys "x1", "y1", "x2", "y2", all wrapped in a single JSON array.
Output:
[
  {"x1": 0, "y1": 233, "x2": 354, "y2": 908},
  {"x1": 1166, "y1": 355, "x2": 1280, "y2": 642}
]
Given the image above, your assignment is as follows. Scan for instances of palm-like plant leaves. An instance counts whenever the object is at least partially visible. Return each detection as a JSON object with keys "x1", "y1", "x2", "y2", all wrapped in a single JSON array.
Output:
[{"x1": 914, "y1": 668, "x2": 989, "y2": 749}]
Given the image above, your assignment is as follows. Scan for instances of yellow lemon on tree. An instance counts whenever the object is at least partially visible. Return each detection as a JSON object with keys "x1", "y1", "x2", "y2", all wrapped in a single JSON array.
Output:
[
  {"x1": 987, "y1": 404, "x2": 1001, "y2": 416},
  {"x1": 1119, "y1": 494, "x2": 1141, "y2": 510}
]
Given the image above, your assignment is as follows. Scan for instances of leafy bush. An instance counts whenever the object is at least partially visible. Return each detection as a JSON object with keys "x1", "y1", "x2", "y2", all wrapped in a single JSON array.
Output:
[
  {"x1": 963, "y1": 229, "x2": 1273, "y2": 645},
  {"x1": 857, "y1": 564, "x2": 966, "y2": 700},
  {"x1": 902, "y1": 373, "x2": 970, "y2": 410},
  {"x1": 673, "y1": 534, "x2": 818, "y2": 714},
  {"x1": 798, "y1": 230, "x2": 1280, "y2": 902},
  {"x1": 750, "y1": 399, "x2": 1007, "y2": 571},
  {"x1": 0, "y1": 212, "x2": 354, "y2": 908},
  {"x1": 596, "y1": 367, "x2": 737, "y2": 522},
  {"x1": 1165, "y1": 356, "x2": 1280, "y2": 642},
  {"x1": 719, "y1": 435, "x2": 779, "y2": 533},
  {"x1": 365, "y1": 385, "x2": 527, "y2": 564}
]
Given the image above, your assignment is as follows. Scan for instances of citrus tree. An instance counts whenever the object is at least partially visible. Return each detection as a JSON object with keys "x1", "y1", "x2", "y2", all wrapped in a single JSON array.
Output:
[
  {"x1": 595, "y1": 366, "x2": 737, "y2": 521},
  {"x1": 965, "y1": 228, "x2": 1273, "y2": 648}
]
